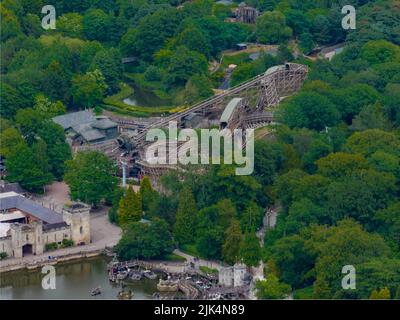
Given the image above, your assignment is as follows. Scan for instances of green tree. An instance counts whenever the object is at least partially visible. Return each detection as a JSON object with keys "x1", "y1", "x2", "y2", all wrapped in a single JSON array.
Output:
[
  {"x1": 64, "y1": 151, "x2": 117, "y2": 207},
  {"x1": 256, "y1": 11, "x2": 292, "y2": 44},
  {"x1": 312, "y1": 220, "x2": 390, "y2": 299},
  {"x1": 175, "y1": 26, "x2": 211, "y2": 58},
  {"x1": 119, "y1": 186, "x2": 142, "y2": 226},
  {"x1": 108, "y1": 187, "x2": 124, "y2": 224},
  {"x1": 222, "y1": 219, "x2": 242, "y2": 265},
  {"x1": 90, "y1": 48, "x2": 122, "y2": 93},
  {"x1": 115, "y1": 218, "x2": 174, "y2": 260},
  {"x1": 0, "y1": 6, "x2": 22, "y2": 41},
  {"x1": 0, "y1": 127, "x2": 24, "y2": 158},
  {"x1": 58, "y1": 13, "x2": 83, "y2": 38},
  {"x1": 6, "y1": 142, "x2": 53, "y2": 193},
  {"x1": 140, "y1": 176, "x2": 157, "y2": 213},
  {"x1": 167, "y1": 46, "x2": 208, "y2": 86},
  {"x1": 72, "y1": 69, "x2": 107, "y2": 109},
  {"x1": 183, "y1": 74, "x2": 213, "y2": 105},
  {"x1": 345, "y1": 129, "x2": 400, "y2": 157},
  {"x1": 239, "y1": 231, "x2": 261, "y2": 267},
  {"x1": 278, "y1": 92, "x2": 340, "y2": 131},
  {"x1": 37, "y1": 121, "x2": 71, "y2": 180},
  {"x1": 255, "y1": 274, "x2": 292, "y2": 299},
  {"x1": 361, "y1": 40, "x2": 400, "y2": 65},
  {"x1": 41, "y1": 61, "x2": 71, "y2": 102},
  {"x1": 33, "y1": 94, "x2": 66, "y2": 119},
  {"x1": 173, "y1": 186, "x2": 197, "y2": 245},
  {"x1": 83, "y1": 8, "x2": 109, "y2": 42},
  {"x1": 316, "y1": 152, "x2": 369, "y2": 179},
  {"x1": 15, "y1": 108, "x2": 43, "y2": 145}
]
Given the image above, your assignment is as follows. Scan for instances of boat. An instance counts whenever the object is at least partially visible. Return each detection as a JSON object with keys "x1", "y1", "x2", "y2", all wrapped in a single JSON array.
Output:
[
  {"x1": 143, "y1": 270, "x2": 157, "y2": 280},
  {"x1": 157, "y1": 279, "x2": 179, "y2": 292},
  {"x1": 130, "y1": 271, "x2": 142, "y2": 281},
  {"x1": 90, "y1": 287, "x2": 102, "y2": 296},
  {"x1": 26, "y1": 263, "x2": 38, "y2": 270},
  {"x1": 116, "y1": 271, "x2": 128, "y2": 280},
  {"x1": 118, "y1": 290, "x2": 133, "y2": 300}
]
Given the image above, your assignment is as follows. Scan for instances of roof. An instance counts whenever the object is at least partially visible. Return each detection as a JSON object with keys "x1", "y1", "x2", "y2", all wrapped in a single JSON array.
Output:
[
  {"x1": 0, "y1": 182, "x2": 24, "y2": 194},
  {"x1": 0, "y1": 210, "x2": 25, "y2": 223},
  {"x1": 43, "y1": 222, "x2": 69, "y2": 232},
  {"x1": 220, "y1": 98, "x2": 242, "y2": 123},
  {"x1": 53, "y1": 110, "x2": 95, "y2": 130},
  {"x1": 72, "y1": 123, "x2": 105, "y2": 142},
  {"x1": 91, "y1": 118, "x2": 118, "y2": 130},
  {"x1": 0, "y1": 192, "x2": 63, "y2": 224}
]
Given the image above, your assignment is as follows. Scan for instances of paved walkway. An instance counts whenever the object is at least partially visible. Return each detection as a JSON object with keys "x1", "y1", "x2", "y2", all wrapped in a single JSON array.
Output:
[{"x1": 173, "y1": 249, "x2": 223, "y2": 271}]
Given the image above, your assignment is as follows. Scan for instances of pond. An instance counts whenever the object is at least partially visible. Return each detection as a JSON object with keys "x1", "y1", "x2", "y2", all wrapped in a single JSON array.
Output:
[
  {"x1": 123, "y1": 83, "x2": 170, "y2": 108},
  {"x1": 0, "y1": 256, "x2": 158, "y2": 300}
]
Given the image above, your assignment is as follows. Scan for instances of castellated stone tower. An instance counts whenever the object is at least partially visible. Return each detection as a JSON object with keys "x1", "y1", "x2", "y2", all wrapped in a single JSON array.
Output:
[
  {"x1": 62, "y1": 202, "x2": 91, "y2": 245},
  {"x1": 10, "y1": 221, "x2": 44, "y2": 258}
]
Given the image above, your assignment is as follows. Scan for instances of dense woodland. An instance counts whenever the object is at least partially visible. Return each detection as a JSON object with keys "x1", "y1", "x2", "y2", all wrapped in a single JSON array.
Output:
[{"x1": 0, "y1": 0, "x2": 399, "y2": 299}]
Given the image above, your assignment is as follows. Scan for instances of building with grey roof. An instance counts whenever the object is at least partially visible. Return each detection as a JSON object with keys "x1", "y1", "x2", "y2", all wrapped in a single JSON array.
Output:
[
  {"x1": 0, "y1": 192, "x2": 91, "y2": 258},
  {"x1": 53, "y1": 110, "x2": 118, "y2": 145}
]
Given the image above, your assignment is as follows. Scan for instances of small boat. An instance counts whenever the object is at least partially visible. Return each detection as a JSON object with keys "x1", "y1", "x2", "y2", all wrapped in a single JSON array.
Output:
[
  {"x1": 26, "y1": 263, "x2": 38, "y2": 270},
  {"x1": 90, "y1": 287, "x2": 102, "y2": 296},
  {"x1": 116, "y1": 271, "x2": 128, "y2": 280},
  {"x1": 157, "y1": 279, "x2": 179, "y2": 292},
  {"x1": 130, "y1": 271, "x2": 142, "y2": 281},
  {"x1": 118, "y1": 290, "x2": 133, "y2": 300},
  {"x1": 143, "y1": 270, "x2": 157, "y2": 280}
]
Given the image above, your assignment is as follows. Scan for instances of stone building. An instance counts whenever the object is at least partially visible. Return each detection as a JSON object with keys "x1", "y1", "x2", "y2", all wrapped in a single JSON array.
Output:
[
  {"x1": 0, "y1": 192, "x2": 90, "y2": 258},
  {"x1": 235, "y1": 3, "x2": 259, "y2": 24},
  {"x1": 219, "y1": 263, "x2": 248, "y2": 287}
]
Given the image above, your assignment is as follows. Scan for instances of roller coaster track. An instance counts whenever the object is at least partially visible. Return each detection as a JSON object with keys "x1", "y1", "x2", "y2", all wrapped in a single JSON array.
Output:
[{"x1": 133, "y1": 63, "x2": 308, "y2": 147}]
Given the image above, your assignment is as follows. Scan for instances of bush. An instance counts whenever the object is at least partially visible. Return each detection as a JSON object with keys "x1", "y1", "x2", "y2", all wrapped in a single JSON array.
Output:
[
  {"x1": 0, "y1": 252, "x2": 8, "y2": 260},
  {"x1": 61, "y1": 239, "x2": 74, "y2": 248},
  {"x1": 45, "y1": 243, "x2": 58, "y2": 251}
]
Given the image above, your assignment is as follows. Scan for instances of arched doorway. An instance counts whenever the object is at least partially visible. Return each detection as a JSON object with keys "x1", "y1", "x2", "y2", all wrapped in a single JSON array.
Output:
[{"x1": 22, "y1": 244, "x2": 33, "y2": 256}]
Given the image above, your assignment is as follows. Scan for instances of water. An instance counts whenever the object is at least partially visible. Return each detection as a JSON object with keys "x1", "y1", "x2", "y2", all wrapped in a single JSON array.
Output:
[
  {"x1": 0, "y1": 257, "x2": 158, "y2": 300},
  {"x1": 123, "y1": 83, "x2": 170, "y2": 108}
]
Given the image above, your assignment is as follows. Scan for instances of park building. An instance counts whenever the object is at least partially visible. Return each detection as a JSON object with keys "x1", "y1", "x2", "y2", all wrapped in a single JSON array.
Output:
[
  {"x1": 219, "y1": 263, "x2": 249, "y2": 287},
  {"x1": 234, "y1": 3, "x2": 259, "y2": 24},
  {"x1": 0, "y1": 192, "x2": 90, "y2": 258},
  {"x1": 53, "y1": 110, "x2": 118, "y2": 145}
]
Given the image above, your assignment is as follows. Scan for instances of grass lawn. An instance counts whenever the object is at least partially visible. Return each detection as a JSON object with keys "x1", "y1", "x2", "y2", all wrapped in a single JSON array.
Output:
[
  {"x1": 180, "y1": 244, "x2": 200, "y2": 257},
  {"x1": 293, "y1": 286, "x2": 314, "y2": 299},
  {"x1": 199, "y1": 266, "x2": 219, "y2": 275},
  {"x1": 163, "y1": 253, "x2": 187, "y2": 262}
]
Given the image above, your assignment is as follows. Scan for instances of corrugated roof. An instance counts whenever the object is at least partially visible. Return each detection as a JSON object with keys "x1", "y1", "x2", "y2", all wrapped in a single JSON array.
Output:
[
  {"x1": 0, "y1": 193, "x2": 63, "y2": 224},
  {"x1": 220, "y1": 98, "x2": 242, "y2": 123}
]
